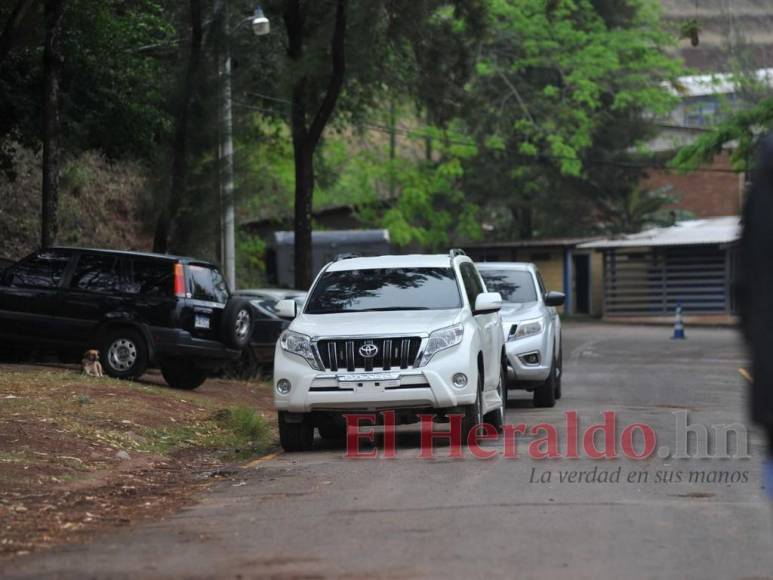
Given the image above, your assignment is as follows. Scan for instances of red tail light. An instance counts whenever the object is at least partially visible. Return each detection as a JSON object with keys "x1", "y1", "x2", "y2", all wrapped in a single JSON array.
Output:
[{"x1": 174, "y1": 263, "x2": 186, "y2": 297}]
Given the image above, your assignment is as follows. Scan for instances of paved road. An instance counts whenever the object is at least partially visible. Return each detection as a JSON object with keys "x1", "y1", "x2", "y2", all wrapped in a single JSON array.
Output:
[{"x1": 3, "y1": 323, "x2": 772, "y2": 579}]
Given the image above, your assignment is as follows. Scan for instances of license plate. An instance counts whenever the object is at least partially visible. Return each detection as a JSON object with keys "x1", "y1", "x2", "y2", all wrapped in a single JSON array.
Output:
[
  {"x1": 194, "y1": 314, "x2": 210, "y2": 329},
  {"x1": 338, "y1": 378, "x2": 401, "y2": 392},
  {"x1": 337, "y1": 372, "x2": 399, "y2": 382}
]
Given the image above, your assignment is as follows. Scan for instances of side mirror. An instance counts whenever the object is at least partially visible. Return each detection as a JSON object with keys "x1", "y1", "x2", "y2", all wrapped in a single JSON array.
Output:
[
  {"x1": 544, "y1": 291, "x2": 565, "y2": 307},
  {"x1": 276, "y1": 299, "x2": 298, "y2": 319},
  {"x1": 474, "y1": 292, "x2": 502, "y2": 315}
]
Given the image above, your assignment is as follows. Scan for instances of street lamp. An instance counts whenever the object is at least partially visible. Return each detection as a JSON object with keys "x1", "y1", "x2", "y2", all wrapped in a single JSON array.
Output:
[
  {"x1": 251, "y1": 7, "x2": 270, "y2": 36},
  {"x1": 219, "y1": 3, "x2": 269, "y2": 291}
]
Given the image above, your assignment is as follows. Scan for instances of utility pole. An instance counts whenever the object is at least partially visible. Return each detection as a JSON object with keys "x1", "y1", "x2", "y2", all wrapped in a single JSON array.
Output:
[
  {"x1": 215, "y1": 3, "x2": 270, "y2": 291},
  {"x1": 216, "y1": 0, "x2": 236, "y2": 290}
]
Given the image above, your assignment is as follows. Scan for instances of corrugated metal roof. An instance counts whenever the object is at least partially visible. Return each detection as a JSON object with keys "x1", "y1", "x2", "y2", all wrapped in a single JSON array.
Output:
[
  {"x1": 670, "y1": 68, "x2": 773, "y2": 98},
  {"x1": 579, "y1": 217, "x2": 741, "y2": 250}
]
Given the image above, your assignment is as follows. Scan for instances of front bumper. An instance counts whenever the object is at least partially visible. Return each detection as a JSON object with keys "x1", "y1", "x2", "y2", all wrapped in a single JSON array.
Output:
[
  {"x1": 504, "y1": 331, "x2": 551, "y2": 383},
  {"x1": 273, "y1": 341, "x2": 479, "y2": 414}
]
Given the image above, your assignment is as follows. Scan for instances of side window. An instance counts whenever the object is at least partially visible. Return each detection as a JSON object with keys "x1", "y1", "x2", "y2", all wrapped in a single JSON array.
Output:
[
  {"x1": 460, "y1": 262, "x2": 484, "y2": 308},
  {"x1": 70, "y1": 254, "x2": 120, "y2": 293},
  {"x1": 6, "y1": 251, "x2": 70, "y2": 289},
  {"x1": 125, "y1": 259, "x2": 173, "y2": 297},
  {"x1": 188, "y1": 266, "x2": 229, "y2": 304}
]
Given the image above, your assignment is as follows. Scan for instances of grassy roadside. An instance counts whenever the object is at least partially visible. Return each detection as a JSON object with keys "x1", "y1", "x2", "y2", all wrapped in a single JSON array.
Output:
[{"x1": 0, "y1": 364, "x2": 277, "y2": 558}]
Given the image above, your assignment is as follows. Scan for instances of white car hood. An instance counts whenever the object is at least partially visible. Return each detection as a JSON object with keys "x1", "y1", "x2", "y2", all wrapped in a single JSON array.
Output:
[
  {"x1": 290, "y1": 309, "x2": 462, "y2": 338},
  {"x1": 499, "y1": 302, "x2": 543, "y2": 322}
]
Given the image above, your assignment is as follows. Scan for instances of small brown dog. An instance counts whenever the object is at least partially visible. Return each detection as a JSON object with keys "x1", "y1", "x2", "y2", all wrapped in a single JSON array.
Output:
[{"x1": 82, "y1": 349, "x2": 104, "y2": 378}]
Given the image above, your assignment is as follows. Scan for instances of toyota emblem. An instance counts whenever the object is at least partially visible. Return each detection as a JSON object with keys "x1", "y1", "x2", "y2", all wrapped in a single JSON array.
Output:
[{"x1": 359, "y1": 343, "x2": 379, "y2": 358}]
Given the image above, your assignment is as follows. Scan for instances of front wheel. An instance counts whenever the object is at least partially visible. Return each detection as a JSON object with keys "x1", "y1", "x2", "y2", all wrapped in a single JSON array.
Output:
[
  {"x1": 484, "y1": 358, "x2": 507, "y2": 432},
  {"x1": 554, "y1": 341, "x2": 563, "y2": 400},
  {"x1": 161, "y1": 359, "x2": 208, "y2": 390},
  {"x1": 278, "y1": 412, "x2": 314, "y2": 452},
  {"x1": 461, "y1": 371, "x2": 484, "y2": 443},
  {"x1": 533, "y1": 357, "x2": 557, "y2": 408}
]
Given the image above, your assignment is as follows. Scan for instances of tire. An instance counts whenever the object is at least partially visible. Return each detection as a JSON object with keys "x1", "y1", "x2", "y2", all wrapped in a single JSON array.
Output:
[
  {"x1": 221, "y1": 298, "x2": 254, "y2": 350},
  {"x1": 279, "y1": 412, "x2": 314, "y2": 452},
  {"x1": 534, "y1": 357, "x2": 557, "y2": 408},
  {"x1": 461, "y1": 369, "x2": 484, "y2": 443},
  {"x1": 161, "y1": 359, "x2": 208, "y2": 390},
  {"x1": 100, "y1": 328, "x2": 148, "y2": 380},
  {"x1": 223, "y1": 347, "x2": 261, "y2": 380},
  {"x1": 554, "y1": 340, "x2": 563, "y2": 400},
  {"x1": 485, "y1": 358, "x2": 507, "y2": 432}
]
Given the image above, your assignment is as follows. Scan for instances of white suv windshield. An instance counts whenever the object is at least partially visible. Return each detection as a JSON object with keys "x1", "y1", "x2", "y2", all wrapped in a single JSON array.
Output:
[
  {"x1": 480, "y1": 270, "x2": 538, "y2": 303},
  {"x1": 305, "y1": 267, "x2": 462, "y2": 314}
]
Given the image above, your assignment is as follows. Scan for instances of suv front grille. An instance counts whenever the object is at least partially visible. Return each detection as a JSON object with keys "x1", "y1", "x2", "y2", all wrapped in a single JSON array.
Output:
[{"x1": 316, "y1": 337, "x2": 422, "y2": 372}]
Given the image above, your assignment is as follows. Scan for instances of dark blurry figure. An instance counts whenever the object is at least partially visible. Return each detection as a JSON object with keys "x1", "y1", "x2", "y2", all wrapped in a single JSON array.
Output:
[{"x1": 737, "y1": 133, "x2": 773, "y2": 500}]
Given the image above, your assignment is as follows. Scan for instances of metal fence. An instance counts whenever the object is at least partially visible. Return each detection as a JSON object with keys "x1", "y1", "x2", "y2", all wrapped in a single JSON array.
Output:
[{"x1": 603, "y1": 245, "x2": 736, "y2": 316}]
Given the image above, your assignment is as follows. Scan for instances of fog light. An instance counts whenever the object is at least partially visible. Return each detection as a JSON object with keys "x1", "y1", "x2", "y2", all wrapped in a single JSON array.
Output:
[
  {"x1": 276, "y1": 379, "x2": 292, "y2": 395},
  {"x1": 520, "y1": 353, "x2": 540, "y2": 366},
  {"x1": 452, "y1": 373, "x2": 468, "y2": 389}
]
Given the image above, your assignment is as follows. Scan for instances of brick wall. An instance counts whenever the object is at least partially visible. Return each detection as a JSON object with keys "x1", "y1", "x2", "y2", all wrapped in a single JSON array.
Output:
[{"x1": 644, "y1": 153, "x2": 743, "y2": 218}]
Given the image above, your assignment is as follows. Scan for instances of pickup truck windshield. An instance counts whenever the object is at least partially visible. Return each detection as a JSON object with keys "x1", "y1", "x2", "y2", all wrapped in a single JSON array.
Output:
[
  {"x1": 479, "y1": 270, "x2": 538, "y2": 303},
  {"x1": 305, "y1": 267, "x2": 462, "y2": 314}
]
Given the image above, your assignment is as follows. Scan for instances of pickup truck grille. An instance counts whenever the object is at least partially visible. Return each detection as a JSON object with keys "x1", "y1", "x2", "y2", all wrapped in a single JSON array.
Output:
[{"x1": 317, "y1": 337, "x2": 422, "y2": 372}]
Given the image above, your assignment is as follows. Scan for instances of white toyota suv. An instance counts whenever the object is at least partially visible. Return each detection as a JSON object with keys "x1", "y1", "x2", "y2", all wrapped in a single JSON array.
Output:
[
  {"x1": 272, "y1": 251, "x2": 507, "y2": 451},
  {"x1": 476, "y1": 262, "x2": 565, "y2": 408}
]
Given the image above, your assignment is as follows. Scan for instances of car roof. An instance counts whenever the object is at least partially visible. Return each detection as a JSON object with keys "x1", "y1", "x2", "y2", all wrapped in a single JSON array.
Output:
[
  {"x1": 48, "y1": 246, "x2": 215, "y2": 267},
  {"x1": 475, "y1": 261, "x2": 536, "y2": 272},
  {"x1": 326, "y1": 254, "x2": 464, "y2": 271}
]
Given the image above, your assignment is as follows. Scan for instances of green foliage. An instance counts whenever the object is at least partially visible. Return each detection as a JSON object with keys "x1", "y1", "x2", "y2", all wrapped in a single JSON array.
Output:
[
  {"x1": 596, "y1": 185, "x2": 692, "y2": 234},
  {"x1": 0, "y1": 0, "x2": 175, "y2": 170},
  {"x1": 461, "y1": 0, "x2": 683, "y2": 238},
  {"x1": 671, "y1": 98, "x2": 773, "y2": 173}
]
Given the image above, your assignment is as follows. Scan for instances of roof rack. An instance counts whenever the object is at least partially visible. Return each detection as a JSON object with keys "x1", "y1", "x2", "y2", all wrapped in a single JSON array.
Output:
[{"x1": 449, "y1": 249, "x2": 467, "y2": 259}]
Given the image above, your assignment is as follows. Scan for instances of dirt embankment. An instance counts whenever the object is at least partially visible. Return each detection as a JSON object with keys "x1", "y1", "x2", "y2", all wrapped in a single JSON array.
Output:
[{"x1": 0, "y1": 365, "x2": 277, "y2": 558}]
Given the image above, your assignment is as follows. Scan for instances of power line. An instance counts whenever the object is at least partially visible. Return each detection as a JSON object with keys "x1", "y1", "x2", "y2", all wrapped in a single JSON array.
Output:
[{"x1": 232, "y1": 98, "x2": 742, "y2": 175}]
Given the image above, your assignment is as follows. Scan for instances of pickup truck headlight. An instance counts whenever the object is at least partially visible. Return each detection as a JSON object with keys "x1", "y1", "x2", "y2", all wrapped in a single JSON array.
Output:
[
  {"x1": 280, "y1": 331, "x2": 320, "y2": 370},
  {"x1": 508, "y1": 317, "x2": 544, "y2": 341},
  {"x1": 420, "y1": 324, "x2": 464, "y2": 366}
]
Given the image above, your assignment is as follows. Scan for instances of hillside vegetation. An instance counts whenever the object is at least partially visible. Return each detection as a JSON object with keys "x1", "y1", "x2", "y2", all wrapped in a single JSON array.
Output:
[{"x1": 0, "y1": 147, "x2": 151, "y2": 260}]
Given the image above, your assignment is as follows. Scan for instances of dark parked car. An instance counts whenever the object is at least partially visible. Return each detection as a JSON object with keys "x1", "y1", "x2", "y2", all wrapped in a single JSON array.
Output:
[
  {"x1": 0, "y1": 247, "x2": 254, "y2": 389},
  {"x1": 222, "y1": 289, "x2": 306, "y2": 378}
]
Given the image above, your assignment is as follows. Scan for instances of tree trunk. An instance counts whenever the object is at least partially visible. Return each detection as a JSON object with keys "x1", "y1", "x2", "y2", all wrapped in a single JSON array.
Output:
[
  {"x1": 153, "y1": 0, "x2": 203, "y2": 254},
  {"x1": 283, "y1": 0, "x2": 347, "y2": 289},
  {"x1": 41, "y1": 0, "x2": 65, "y2": 249},
  {"x1": 0, "y1": 0, "x2": 34, "y2": 62},
  {"x1": 293, "y1": 144, "x2": 314, "y2": 289}
]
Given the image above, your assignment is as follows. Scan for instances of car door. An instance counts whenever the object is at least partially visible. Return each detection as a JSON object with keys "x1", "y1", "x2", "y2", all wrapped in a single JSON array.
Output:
[
  {"x1": 0, "y1": 250, "x2": 73, "y2": 345},
  {"x1": 59, "y1": 252, "x2": 127, "y2": 344},
  {"x1": 460, "y1": 262, "x2": 498, "y2": 389}
]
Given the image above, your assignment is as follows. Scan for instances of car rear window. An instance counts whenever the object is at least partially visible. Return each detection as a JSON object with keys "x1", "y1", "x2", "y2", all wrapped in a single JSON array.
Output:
[
  {"x1": 479, "y1": 269, "x2": 538, "y2": 303},
  {"x1": 5, "y1": 251, "x2": 70, "y2": 289},
  {"x1": 125, "y1": 259, "x2": 173, "y2": 297},
  {"x1": 188, "y1": 265, "x2": 229, "y2": 304},
  {"x1": 70, "y1": 253, "x2": 121, "y2": 293}
]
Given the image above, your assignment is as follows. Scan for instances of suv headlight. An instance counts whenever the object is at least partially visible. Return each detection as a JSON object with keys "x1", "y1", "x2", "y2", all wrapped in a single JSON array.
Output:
[
  {"x1": 280, "y1": 331, "x2": 320, "y2": 370},
  {"x1": 509, "y1": 317, "x2": 544, "y2": 341},
  {"x1": 420, "y1": 324, "x2": 464, "y2": 366}
]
